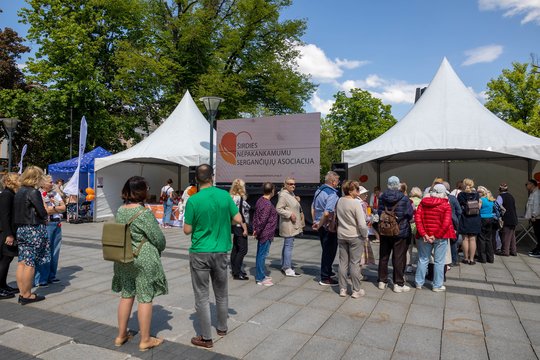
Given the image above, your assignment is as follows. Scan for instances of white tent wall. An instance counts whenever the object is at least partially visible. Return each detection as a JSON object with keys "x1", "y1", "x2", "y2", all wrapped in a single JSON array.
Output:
[
  {"x1": 348, "y1": 158, "x2": 536, "y2": 214},
  {"x1": 94, "y1": 162, "x2": 182, "y2": 221}
]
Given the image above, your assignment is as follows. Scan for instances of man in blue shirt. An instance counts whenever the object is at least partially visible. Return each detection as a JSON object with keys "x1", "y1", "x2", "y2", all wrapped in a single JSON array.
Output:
[{"x1": 312, "y1": 171, "x2": 340, "y2": 286}]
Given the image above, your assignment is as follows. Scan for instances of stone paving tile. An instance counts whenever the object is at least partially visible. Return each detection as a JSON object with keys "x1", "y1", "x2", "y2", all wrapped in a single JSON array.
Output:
[
  {"x1": 315, "y1": 311, "x2": 364, "y2": 342},
  {"x1": 0, "y1": 344, "x2": 36, "y2": 360},
  {"x1": 291, "y1": 335, "x2": 349, "y2": 360},
  {"x1": 212, "y1": 322, "x2": 273, "y2": 358},
  {"x1": 494, "y1": 283, "x2": 540, "y2": 296},
  {"x1": 280, "y1": 307, "x2": 333, "y2": 335},
  {"x1": 512, "y1": 300, "x2": 540, "y2": 322},
  {"x1": 252, "y1": 284, "x2": 296, "y2": 301},
  {"x1": 485, "y1": 337, "x2": 538, "y2": 360},
  {"x1": 370, "y1": 299, "x2": 410, "y2": 324},
  {"x1": 243, "y1": 330, "x2": 310, "y2": 360},
  {"x1": 307, "y1": 291, "x2": 346, "y2": 312},
  {"x1": 412, "y1": 289, "x2": 446, "y2": 308},
  {"x1": 445, "y1": 278, "x2": 495, "y2": 291},
  {"x1": 336, "y1": 296, "x2": 378, "y2": 318},
  {"x1": 445, "y1": 292, "x2": 479, "y2": 311},
  {"x1": 248, "y1": 302, "x2": 301, "y2": 329},
  {"x1": 381, "y1": 287, "x2": 415, "y2": 304},
  {"x1": 227, "y1": 295, "x2": 273, "y2": 323},
  {"x1": 280, "y1": 287, "x2": 323, "y2": 307},
  {"x1": 38, "y1": 343, "x2": 137, "y2": 360},
  {"x1": 341, "y1": 343, "x2": 392, "y2": 360},
  {"x1": 0, "y1": 326, "x2": 71, "y2": 356},
  {"x1": 393, "y1": 323, "x2": 441, "y2": 359},
  {"x1": 478, "y1": 297, "x2": 518, "y2": 317},
  {"x1": 353, "y1": 318, "x2": 402, "y2": 351},
  {"x1": 441, "y1": 330, "x2": 488, "y2": 360},
  {"x1": 443, "y1": 307, "x2": 484, "y2": 336},
  {"x1": 0, "y1": 319, "x2": 21, "y2": 334},
  {"x1": 481, "y1": 313, "x2": 530, "y2": 343},
  {"x1": 522, "y1": 319, "x2": 540, "y2": 346},
  {"x1": 405, "y1": 303, "x2": 443, "y2": 329}
]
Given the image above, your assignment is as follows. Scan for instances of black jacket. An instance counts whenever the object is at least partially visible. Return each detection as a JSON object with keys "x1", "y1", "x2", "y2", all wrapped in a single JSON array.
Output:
[
  {"x1": 500, "y1": 192, "x2": 518, "y2": 227},
  {"x1": 378, "y1": 190, "x2": 414, "y2": 238},
  {"x1": 0, "y1": 188, "x2": 18, "y2": 257},
  {"x1": 13, "y1": 186, "x2": 48, "y2": 226}
]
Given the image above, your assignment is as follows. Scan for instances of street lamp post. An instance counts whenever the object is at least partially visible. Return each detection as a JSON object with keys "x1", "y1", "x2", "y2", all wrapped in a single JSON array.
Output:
[
  {"x1": 1, "y1": 118, "x2": 20, "y2": 172},
  {"x1": 199, "y1": 96, "x2": 224, "y2": 169}
]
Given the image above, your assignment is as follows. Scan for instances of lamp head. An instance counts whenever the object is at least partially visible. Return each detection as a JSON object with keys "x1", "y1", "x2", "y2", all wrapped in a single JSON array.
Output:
[{"x1": 199, "y1": 96, "x2": 224, "y2": 119}]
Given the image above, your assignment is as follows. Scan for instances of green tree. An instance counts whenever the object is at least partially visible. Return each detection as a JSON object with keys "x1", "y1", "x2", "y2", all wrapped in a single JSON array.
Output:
[
  {"x1": 485, "y1": 62, "x2": 540, "y2": 137},
  {"x1": 117, "y1": 0, "x2": 315, "y2": 119},
  {"x1": 321, "y1": 89, "x2": 396, "y2": 177},
  {"x1": 0, "y1": 27, "x2": 30, "y2": 90}
]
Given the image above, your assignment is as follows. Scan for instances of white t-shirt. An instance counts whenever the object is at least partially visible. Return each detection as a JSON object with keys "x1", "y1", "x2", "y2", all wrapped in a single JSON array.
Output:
[{"x1": 161, "y1": 185, "x2": 173, "y2": 199}]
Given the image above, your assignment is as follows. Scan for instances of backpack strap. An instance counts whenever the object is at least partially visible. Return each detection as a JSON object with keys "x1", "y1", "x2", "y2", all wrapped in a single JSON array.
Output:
[{"x1": 127, "y1": 207, "x2": 147, "y2": 257}]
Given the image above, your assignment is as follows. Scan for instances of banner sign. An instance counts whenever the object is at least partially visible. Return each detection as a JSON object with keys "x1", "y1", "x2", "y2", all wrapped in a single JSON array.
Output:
[{"x1": 216, "y1": 113, "x2": 320, "y2": 183}]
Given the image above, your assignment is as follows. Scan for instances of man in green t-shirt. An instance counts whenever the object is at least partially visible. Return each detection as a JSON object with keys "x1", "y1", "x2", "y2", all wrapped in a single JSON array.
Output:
[{"x1": 183, "y1": 164, "x2": 241, "y2": 348}]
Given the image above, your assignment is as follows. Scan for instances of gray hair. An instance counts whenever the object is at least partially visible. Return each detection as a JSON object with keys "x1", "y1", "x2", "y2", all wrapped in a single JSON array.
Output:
[{"x1": 325, "y1": 171, "x2": 339, "y2": 184}]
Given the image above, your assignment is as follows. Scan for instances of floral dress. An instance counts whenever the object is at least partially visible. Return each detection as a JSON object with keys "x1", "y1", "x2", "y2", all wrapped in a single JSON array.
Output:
[{"x1": 112, "y1": 206, "x2": 168, "y2": 303}]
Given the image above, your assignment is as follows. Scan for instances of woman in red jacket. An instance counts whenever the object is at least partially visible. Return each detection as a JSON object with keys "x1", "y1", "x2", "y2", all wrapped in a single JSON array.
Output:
[{"x1": 414, "y1": 184, "x2": 455, "y2": 292}]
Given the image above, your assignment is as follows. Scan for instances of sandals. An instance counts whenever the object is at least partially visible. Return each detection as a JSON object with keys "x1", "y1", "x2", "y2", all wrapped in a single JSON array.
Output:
[
  {"x1": 114, "y1": 332, "x2": 134, "y2": 347},
  {"x1": 139, "y1": 337, "x2": 163, "y2": 352}
]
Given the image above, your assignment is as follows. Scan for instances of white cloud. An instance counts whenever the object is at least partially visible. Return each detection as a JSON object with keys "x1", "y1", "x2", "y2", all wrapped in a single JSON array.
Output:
[
  {"x1": 462, "y1": 44, "x2": 503, "y2": 66},
  {"x1": 310, "y1": 91, "x2": 335, "y2": 115},
  {"x1": 295, "y1": 44, "x2": 368, "y2": 83},
  {"x1": 340, "y1": 76, "x2": 427, "y2": 104},
  {"x1": 479, "y1": 0, "x2": 540, "y2": 25},
  {"x1": 17, "y1": 63, "x2": 27, "y2": 70}
]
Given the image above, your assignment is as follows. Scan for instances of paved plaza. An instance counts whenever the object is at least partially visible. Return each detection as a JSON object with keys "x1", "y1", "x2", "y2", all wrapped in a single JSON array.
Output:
[{"x1": 1, "y1": 222, "x2": 540, "y2": 359}]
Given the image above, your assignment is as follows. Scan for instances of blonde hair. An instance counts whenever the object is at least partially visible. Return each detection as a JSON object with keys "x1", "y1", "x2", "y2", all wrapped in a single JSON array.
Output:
[
  {"x1": 20, "y1": 166, "x2": 44, "y2": 188},
  {"x1": 409, "y1": 186, "x2": 422, "y2": 198},
  {"x1": 478, "y1": 186, "x2": 496, "y2": 201},
  {"x1": 463, "y1": 178, "x2": 475, "y2": 193},
  {"x1": 229, "y1": 178, "x2": 247, "y2": 200},
  {"x1": 1, "y1": 172, "x2": 20, "y2": 191},
  {"x1": 40, "y1": 174, "x2": 53, "y2": 188}
]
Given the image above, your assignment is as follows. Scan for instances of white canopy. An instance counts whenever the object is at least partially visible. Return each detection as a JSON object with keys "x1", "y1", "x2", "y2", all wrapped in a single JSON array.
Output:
[
  {"x1": 343, "y1": 58, "x2": 540, "y2": 166},
  {"x1": 94, "y1": 90, "x2": 214, "y2": 220},
  {"x1": 95, "y1": 90, "x2": 214, "y2": 170}
]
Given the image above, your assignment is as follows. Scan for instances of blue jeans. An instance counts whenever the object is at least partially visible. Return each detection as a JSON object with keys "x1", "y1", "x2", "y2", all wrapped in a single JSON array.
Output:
[
  {"x1": 190, "y1": 252, "x2": 229, "y2": 340},
  {"x1": 35, "y1": 222, "x2": 62, "y2": 285},
  {"x1": 163, "y1": 199, "x2": 173, "y2": 225},
  {"x1": 415, "y1": 238, "x2": 448, "y2": 289},
  {"x1": 255, "y1": 240, "x2": 272, "y2": 282},
  {"x1": 281, "y1": 237, "x2": 294, "y2": 270},
  {"x1": 450, "y1": 238, "x2": 458, "y2": 264}
]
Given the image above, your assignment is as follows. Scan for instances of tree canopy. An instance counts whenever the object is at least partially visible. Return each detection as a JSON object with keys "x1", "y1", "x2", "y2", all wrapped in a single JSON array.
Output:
[
  {"x1": 0, "y1": 0, "x2": 315, "y2": 168},
  {"x1": 485, "y1": 62, "x2": 540, "y2": 137},
  {"x1": 321, "y1": 89, "x2": 396, "y2": 177}
]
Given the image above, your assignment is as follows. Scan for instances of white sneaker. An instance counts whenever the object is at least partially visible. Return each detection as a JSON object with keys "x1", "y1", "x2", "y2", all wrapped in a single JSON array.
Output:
[
  {"x1": 393, "y1": 284, "x2": 411, "y2": 293},
  {"x1": 257, "y1": 279, "x2": 274, "y2": 287},
  {"x1": 378, "y1": 282, "x2": 388, "y2": 290},
  {"x1": 432, "y1": 285, "x2": 446, "y2": 292},
  {"x1": 351, "y1": 289, "x2": 366, "y2": 298},
  {"x1": 339, "y1": 288, "x2": 347, "y2": 297},
  {"x1": 284, "y1": 268, "x2": 301, "y2": 277},
  {"x1": 416, "y1": 284, "x2": 423, "y2": 290}
]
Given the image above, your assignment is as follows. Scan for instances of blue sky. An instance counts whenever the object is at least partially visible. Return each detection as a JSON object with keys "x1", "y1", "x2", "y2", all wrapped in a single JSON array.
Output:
[
  {"x1": 281, "y1": 0, "x2": 540, "y2": 119},
  {"x1": 2, "y1": 0, "x2": 539, "y2": 119}
]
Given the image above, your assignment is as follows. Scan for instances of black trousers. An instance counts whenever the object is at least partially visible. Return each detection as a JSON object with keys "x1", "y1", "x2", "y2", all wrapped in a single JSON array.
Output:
[
  {"x1": 318, "y1": 227, "x2": 338, "y2": 280},
  {"x1": 477, "y1": 218, "x2": 494, "y2": 262},
  {"x1": 230, "y1": 234, "x2": 248, "y2": 277},
  {"x1": 378, "y1": 236, "x2": 408, "y2": 286}
]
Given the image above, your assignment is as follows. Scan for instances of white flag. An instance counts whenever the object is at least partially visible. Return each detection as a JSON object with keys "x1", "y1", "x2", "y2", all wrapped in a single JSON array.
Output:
[
  {"x1": 63, "y1": 116, "x2": 88, "y2": 196},
  {"x1": 17, "y1": 144, "x2": 28, "y2": 175}
]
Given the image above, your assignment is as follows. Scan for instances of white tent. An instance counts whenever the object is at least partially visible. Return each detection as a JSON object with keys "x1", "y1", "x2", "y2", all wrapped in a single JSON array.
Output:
[
  {"x1": 94, "y1": 90, "x2": 214, "y2": 220},
  {"x1": 342, "y1": 58, "x2": 540, "y2": 211}
]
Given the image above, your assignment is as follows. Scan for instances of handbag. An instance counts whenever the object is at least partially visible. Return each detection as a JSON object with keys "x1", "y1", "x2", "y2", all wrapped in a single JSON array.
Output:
[
  {"x1": 327, "y1": 199, "x2": 340, "y2": 233},
  {"x1": 102, "y1": 207, "x2": 147, "y2": 263}
]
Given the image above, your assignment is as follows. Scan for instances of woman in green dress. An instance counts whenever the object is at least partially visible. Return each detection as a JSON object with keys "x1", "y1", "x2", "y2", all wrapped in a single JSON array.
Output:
[{"x1": 113, "y1": 176, "x2": 168, "y2": 351}]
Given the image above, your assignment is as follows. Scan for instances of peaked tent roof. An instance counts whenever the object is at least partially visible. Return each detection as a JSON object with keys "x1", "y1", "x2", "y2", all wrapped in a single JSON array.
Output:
[
  {"x1": 48, "y1": 146, "x2": 112, "y2": 173},
  {"x1": 342, "y1": 58, "x2": 540, "y2": 167},
  {"x1": 95, "y1": 90, "x2": 215, "y2": 171}
]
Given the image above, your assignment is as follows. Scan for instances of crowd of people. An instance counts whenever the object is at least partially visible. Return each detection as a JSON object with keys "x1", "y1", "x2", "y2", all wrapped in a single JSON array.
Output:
[{"x1": 2, "y1": 164, "x2": 540, "y2": 352}]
